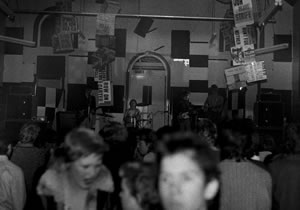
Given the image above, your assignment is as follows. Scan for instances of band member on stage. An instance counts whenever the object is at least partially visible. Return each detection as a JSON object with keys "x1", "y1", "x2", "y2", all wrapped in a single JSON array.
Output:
[
  {"x1": 203, "y1": 84, "x2": 224, "y2": 124},
  {"x1": 178, "y1": 91, "x2": 193, "y2": 131},
  {"x1": 123, "y1": 99, "x2": 141, "y2": 128}
]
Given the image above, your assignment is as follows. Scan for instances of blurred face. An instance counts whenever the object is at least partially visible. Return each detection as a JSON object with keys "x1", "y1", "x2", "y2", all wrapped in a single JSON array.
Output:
[
  {"x1": 159, "y1": 151, "x2": 208, "y2": 210},
  {"x1": 70, "y1": 153, "x2": 103, "y2": 189},
  {"x1": 120, "y1": 179, "x2": 142, "y2": 210},
  {"x1": 130, "y1": 100, "x2": 137, "y2": 108},
  {"x1": 137, "y1": 140, "x2": 150, "y2": 155}
]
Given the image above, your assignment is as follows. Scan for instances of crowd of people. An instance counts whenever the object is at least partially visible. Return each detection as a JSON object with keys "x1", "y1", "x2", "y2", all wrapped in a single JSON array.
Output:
[{"x1": 1, "y1": 114, "x2": 300, "y2": 210}]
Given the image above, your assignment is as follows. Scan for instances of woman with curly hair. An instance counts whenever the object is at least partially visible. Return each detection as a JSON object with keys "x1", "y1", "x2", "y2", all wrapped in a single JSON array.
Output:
[{"x1": 37, "y1": 127, "x2": 114, "y2": 210}]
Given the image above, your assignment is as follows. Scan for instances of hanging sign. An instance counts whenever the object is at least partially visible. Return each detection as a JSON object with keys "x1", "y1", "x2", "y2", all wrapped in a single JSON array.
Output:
[
  {"x1": 245, "y1": 61, "x2": 267, "y2": 83},
  {"x1": 225, "y1": 65, "x2": 248, "y2": 90},
  {"x1": 231, "y1": 44, "x2": 255, "y2": 66},
  {"x1": 232, "y1": 0, "x2": 254, "y2": 27}
]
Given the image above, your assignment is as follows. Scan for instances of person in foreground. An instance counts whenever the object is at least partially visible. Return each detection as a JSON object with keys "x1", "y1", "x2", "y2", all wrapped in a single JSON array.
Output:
[
  {"x1": 37, "y1": 128, "x2": 114, "y2": 210},
  {"x1": 218, "y1": 119, "x2": 272, "y2": 210},
  {"x1": 0, "y1": 135, "x2": 26, "y2": 210},
  {"x1": 119, "y1": 161, "x2": 162, "y2": 210},
  {"x1": 156, "y1": 132, "x2": 220, "y2": 210},
  {"x1": 268, "y1": 122, "x2": 300, "y2": 210}
]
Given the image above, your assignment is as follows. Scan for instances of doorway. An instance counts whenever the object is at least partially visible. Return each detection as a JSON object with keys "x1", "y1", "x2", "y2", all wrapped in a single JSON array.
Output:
[{"x1": 126, "y1": 51, "x2": 170, "y2": 130}]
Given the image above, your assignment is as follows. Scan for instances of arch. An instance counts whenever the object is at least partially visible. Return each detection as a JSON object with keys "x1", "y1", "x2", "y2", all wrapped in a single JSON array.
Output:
[
  {"x1": 32, "y1": 6, "x2": 58, "y2": 47},
  {"x1": 125, "y1": 51, "x2": 171, "y2": 125}
]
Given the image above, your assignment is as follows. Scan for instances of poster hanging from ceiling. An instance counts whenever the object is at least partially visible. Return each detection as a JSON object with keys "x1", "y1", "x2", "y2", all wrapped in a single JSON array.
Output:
[{"x1": 232, "y1": 0, "x2": 254, "y2": 27}]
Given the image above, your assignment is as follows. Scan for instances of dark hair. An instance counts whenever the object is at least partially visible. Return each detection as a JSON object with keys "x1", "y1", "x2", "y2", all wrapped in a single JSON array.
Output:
[
  {"x1": 218, "y1": 119, "x2": 256, "y2": 161},
  {"x1": 196, "y1": 119, "x2": 217, "y2": 140},
  {"x1": 129, "y1": 99, "x2": 137, "y2": 106},
  {"x1": 283, "y1": 122, "x2": 300, "y2": 154},
  {"x1": 209, "y1": 84, "x2": 219, "y2": 94},
  {"x1": 54, "y1": 127, "x2": 108, "y2": 163},
  {"x1": 99, "y1": 121, "x2": 128, "y2": 143},
  {"x1": 119, "y1": 161, "x2": 161, "y2": 210},
  {"x1": 137, "y1": 128, "x2": 156, "y2": 144},
  {"x1": 19, "y1": 122, "x2": 41, "y2": 143},
  {"x1": 211, "y1": 84, "x2": 218, "y2": 89},
  {"x1": 0, "y1": 135, "x2": 11, "y2": 155},
  {"x1": 156, "y1": 132, "x2": 220, "y2": 183},
  {"x1": 156, "y1": 126, "x2": 176, "y2": 140}
]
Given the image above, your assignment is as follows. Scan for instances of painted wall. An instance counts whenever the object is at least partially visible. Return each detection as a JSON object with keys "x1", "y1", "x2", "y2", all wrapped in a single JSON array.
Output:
[
  {"x1": 0, "y1": 13, "x2": 5, "y2": 85},
  {"x1": 1, "y1": 0, "x2": 294, "y2": 124},
  {"x1": 292, "y1": 0, "x2": 300, "y2": 120}
]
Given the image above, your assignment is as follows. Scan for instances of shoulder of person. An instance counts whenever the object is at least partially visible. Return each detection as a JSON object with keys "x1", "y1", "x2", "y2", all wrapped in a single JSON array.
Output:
[
  {"x1": 94, "y1": 165, "x2": 114, "y2": 193},
  {"x1": 144, "y1": 152, "x2": 156, "y2": 162},
  {"x1": 37, "y1": 168, "x2": 65, "y2": 203},
  {"x1": 1, "y1": 160, "x2": 24, "y2": 179}
]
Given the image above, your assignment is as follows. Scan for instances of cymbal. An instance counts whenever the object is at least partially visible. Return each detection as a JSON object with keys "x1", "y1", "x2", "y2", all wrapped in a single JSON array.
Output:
[{"x1": 96, "y1": 113, "x2": 114, "y2": 118}]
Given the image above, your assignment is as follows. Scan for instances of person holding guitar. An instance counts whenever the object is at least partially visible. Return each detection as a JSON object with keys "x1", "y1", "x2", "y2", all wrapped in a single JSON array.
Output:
[{"x1": 178, "y1": 91, "x2": 193, "y2": 131}]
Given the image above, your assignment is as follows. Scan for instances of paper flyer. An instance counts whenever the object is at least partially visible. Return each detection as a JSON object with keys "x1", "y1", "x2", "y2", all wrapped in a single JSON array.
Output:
[
  {"x1": 224, "y1": 65, "x2": 248, "y2": 90},
  {"x1": 96, "y1": 13, "x2": 116, "y2": 36},
  {"x1": 245, "y1": 61, "x2": 267, "y2": 83},
  {"x1": 232, "y1": 0, "x2": 254, "y2": 27},
  {"x1": 231, "y1": 44, "x2": 255, "y2": 66},
  {"x1": 233, "y1": 26, "x2": 256, "y2": 47}
]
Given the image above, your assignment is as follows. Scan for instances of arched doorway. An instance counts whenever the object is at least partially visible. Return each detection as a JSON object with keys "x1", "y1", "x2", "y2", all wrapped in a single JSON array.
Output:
[{"x1": 125, "y1": 51, "x2": 170, "y2": 130}]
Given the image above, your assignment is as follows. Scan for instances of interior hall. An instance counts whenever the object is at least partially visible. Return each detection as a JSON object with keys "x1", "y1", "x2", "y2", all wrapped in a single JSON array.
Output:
[{"x1": 2, "y1": 1, "x2": 300, "y2": 210}]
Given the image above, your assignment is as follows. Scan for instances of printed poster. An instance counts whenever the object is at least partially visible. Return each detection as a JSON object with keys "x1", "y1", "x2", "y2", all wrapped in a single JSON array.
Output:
[
  {"x1": 245, "y1": 61, "x2": 267, "y2": 83},
  {"x1": 224, "y1": 65, "x2": 248, "y2": 90},
  {"x1": 231, "y1": 44, "x2": 255, "y2": 66},
  {"x1": 96, "y1": 13, "x2": 116, "y2": 36},
  {"x1": 233, "y1": 26, "x2": 256, "y2": 47},
  {"x1": 232, "y1": 0, "x2": 254, "y2": 27}
]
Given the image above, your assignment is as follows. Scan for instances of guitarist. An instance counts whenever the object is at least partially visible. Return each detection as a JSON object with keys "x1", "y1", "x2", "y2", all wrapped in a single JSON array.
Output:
[{"x1": 178, "y1": 91, "x2": 193, "y2": 131}]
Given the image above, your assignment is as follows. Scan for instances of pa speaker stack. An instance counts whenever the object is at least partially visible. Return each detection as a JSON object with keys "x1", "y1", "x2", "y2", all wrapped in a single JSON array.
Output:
[{"x1": 254, "y1": 93, "x2": 284, "y2": 127}]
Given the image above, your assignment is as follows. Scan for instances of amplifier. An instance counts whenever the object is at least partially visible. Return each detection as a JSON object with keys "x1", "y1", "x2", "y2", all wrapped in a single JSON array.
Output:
[
  {"x1": 260, "y1": 93, "x2": 281, "y2": 102},
  {"x1": 254, "y1": 102, "x2": 284, "y2": 127}
]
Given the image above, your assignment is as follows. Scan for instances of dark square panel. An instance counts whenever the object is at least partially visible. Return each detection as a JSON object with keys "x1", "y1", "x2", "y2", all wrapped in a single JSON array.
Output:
[
  {"x1": 37, "y1": 56, "x2": 65, "y2": 79},
  {"x1": 37, "y1": 87, "x2": 46, "y2": 106},
  {"x1": 171, "y1": 30, "x2": 190, "y2": 59},
  {"x1": 67, "y1": 84, "x2": 87, "y2": 111},
  {"x1": 189, "y1": 80, "x2": 208, "y2": 93},
  {"x1": 189, "y1": 55, "x2": 209, "y2": 67},
  {"x1": 109, "y1": 85, "x2": 124, "y2": 113},
  {"x1": 142, "y1": 86, "x2": 152, "y2": 105},
  {"x1": 5, "y1": 27, "x2": 24, "y2": 54},
  {"x1": 274, "y1": 34, "x2": 292, "y2": 62},
  {"x1": 115, "y1": 28, "x2": 126, "y2": 57}
]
